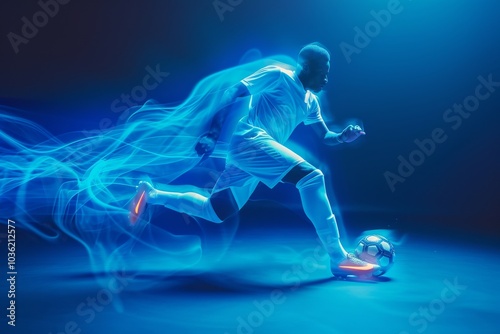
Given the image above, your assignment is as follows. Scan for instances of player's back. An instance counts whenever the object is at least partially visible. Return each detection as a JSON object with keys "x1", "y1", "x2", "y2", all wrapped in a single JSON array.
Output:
[{"x1": 244, "y1": 66, "x2": 320, "y2": 143}]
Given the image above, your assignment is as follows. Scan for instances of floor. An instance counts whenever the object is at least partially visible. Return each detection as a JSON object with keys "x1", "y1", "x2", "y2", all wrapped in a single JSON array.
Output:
[{"x1": 7, "y1": 223, "x2": 500, "y2": 334}]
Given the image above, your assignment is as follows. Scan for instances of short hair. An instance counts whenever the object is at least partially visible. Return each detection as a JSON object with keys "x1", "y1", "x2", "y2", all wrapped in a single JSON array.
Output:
[{"x1": 298, "y1": 42, "x2": 330, "y2": 66}]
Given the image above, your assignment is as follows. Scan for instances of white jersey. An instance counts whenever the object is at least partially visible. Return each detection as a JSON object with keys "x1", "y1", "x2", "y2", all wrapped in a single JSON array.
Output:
[{"x1": 240, "y1": 65, "x2": 323, "y2": 143}]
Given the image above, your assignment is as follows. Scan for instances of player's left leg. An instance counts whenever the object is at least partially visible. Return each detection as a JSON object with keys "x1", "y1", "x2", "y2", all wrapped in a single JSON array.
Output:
[
  {"x1": 129, "y1": 181, "x2": 225, "y2": 224},
  {"x1": 129, "y1": 166, "x2": 258, "y2": 224}
]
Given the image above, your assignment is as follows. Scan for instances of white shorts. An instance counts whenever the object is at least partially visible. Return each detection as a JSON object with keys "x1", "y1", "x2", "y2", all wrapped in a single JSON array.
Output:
[{"x1": 213, "y1": 120, "x2": 305, "y2": 208}]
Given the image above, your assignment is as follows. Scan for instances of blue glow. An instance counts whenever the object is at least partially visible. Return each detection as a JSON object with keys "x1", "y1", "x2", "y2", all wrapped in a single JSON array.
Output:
[
  {"x1": 1, "y1": 0, "x2": 499, "y2": 332},
  {"x1": 1, "y1": 55, "x2": 323, "y2": 285}
]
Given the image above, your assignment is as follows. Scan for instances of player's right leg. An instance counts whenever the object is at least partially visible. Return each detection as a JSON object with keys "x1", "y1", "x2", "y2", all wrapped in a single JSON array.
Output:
[
  {"x1": 283, "y1": 162, "x2": 380, "y2": 278},
  {"x1": 226, "y1": 126, "x2": 379, "y2": 277}
]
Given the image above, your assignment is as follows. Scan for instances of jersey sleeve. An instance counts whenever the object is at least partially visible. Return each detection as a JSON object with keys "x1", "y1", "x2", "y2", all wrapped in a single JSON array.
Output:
[
  {"x1": 241, "y1": 66, "x2": 282, "y2": 96},
  {"x1": 303, "y1": 93, "x2": 324, "y2": 125}
]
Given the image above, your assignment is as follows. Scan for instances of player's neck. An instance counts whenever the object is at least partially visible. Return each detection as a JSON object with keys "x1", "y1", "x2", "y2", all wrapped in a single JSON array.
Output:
[{"x1": 294, "y1": 71, "x2": 307, "y2": 91}]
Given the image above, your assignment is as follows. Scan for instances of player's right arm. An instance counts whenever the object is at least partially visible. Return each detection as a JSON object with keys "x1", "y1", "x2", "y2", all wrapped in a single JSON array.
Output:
[
  {"x1": 195, "y1": 82, "x2": 249, "y2": 156},
  {"x1": 221, "y1": 82, "x2": 250, "y2": 107},
  {"x1": 208, "y1": 82, "x2": 249, "y2": 136},
  {"x1": 196, "y1": 66, "x2": 280, "y2": 156}
]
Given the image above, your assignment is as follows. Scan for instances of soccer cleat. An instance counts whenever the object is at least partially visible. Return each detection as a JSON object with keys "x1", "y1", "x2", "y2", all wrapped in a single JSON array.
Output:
[
  {"x1": 330, "y1": 253, "x2": 380, "y2": 278},
  {"x1": 128, "y1": 181, "x2": 153, "y2": 225}
]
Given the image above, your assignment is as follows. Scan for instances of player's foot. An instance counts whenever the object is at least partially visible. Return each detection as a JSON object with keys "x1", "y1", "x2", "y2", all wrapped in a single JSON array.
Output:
[
  {"x1": 330, "y1": 253, "x2": 380, "y2": 278},
  {"x1": 128, "y1": 181, "x2": 156, "y2": 225}
]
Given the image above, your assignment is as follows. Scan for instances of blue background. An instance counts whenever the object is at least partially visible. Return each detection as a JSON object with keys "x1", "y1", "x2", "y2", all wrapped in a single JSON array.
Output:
[
  {"x1": 2, "y1": 0, "x2": 498, "y2": 239},
  {"x1": 1, "y1": 1, "x2": 500, "y2": 334}
]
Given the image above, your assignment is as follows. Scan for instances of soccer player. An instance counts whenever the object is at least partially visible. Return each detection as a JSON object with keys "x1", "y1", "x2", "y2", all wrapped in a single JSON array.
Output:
[{"x1": 130, "y1": 43, "x2": 379, "y2": 277}]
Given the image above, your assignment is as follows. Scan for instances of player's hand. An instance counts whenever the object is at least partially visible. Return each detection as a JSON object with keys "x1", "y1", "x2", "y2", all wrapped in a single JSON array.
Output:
[
  {"x1": 339, "y1": 125, "x2": 366, "y2": 143},
  {"x1": 195, "y1": 134, "x2": 217, "y2": 156}
]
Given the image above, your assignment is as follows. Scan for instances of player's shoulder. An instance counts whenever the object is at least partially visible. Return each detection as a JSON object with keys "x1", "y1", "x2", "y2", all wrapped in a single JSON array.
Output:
[
  {"x1": 259, "y1": 65, "x2": 286, "y2": 77},
  {"x1": 305, "y1": 91, "x2": 321, "y2": 110},
  {"x1": 306, "y1": 90, "x2": 320, "y2": 103},
  {"x1": 244, "y1": 65, "x2": 284, "y2": 82}
]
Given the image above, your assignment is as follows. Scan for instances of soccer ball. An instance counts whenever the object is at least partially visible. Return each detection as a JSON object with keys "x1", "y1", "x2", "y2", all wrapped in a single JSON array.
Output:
[{"x1": 354, "y1": 235, "x2": 395, "y2": 276}]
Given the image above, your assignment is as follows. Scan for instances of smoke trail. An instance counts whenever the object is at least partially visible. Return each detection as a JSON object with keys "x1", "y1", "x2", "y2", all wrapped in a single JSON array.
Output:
[{"x1": 0, "y1": 55, "x2": 297, "y2": 287}]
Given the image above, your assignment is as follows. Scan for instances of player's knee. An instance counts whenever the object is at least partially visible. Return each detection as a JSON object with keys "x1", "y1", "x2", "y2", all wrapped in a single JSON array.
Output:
[
  {"x1": 295, "y1": 168, "x2": 325, "y2": 190},
  {"x1": 209, "y1": 189, "x2": 239, "y2": 222},
  {"x1": 283, "y1": 162, "x2": 317, "y2": 186}
]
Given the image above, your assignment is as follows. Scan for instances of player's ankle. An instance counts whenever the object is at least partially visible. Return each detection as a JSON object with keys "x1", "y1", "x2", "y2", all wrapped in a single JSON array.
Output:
[
  {"x1": 329, "y1": 249, "x2": 348, "y2": 265},
  {"x1": 147, "y1": 189, "x2": 158, "y2": 203}
]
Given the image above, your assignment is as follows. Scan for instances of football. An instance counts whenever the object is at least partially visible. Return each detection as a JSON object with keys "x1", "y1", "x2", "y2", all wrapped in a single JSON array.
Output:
[{"x1": 354, "y1": 235, "x2": 395, "y2": 276}]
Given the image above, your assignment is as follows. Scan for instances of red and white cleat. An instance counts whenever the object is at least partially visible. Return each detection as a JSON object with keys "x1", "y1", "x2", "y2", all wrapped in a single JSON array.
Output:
[
  {"x1": 331, "y1": 253, "x2": 380, "y2": 278},
  {"x1": 128, "y1": 181, "x2": 153, "y2": 225}
]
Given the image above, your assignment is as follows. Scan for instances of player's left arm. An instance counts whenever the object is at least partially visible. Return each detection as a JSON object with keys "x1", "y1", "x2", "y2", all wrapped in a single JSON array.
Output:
[
  {"x1": 305, "y1": 95, "x2": 365, "y2": 145},
  {"x1": 309, "y1": 120, "x2": 366, "y2": 146}
]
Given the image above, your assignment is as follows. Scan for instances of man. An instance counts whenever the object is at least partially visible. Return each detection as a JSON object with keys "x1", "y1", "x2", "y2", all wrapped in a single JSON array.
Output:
[{"x1": 130, "y1": 43, "x2": 379, "y2": 277}]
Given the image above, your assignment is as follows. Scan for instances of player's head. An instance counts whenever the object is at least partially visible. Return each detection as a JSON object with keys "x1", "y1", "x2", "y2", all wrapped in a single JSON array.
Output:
[{"x1": 297, "y1": 42, "x2": 330, "y2": 93}]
